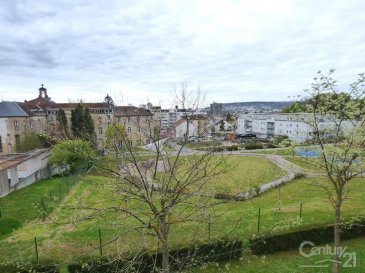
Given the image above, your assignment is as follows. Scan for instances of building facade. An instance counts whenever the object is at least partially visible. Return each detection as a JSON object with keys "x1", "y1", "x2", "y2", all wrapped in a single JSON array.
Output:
[
  {"x1": 0, "y1": 101, "x2": 47, "y2": 154},
  {"x1": 237, "y1": 113, "x2": 356, "y2": 142},
  {"x1": 115, "y1": 106, "x2": 158, "y2": 146},
  {"x1": 0, "y1": 86, "x2": 162, "y2": 154}
]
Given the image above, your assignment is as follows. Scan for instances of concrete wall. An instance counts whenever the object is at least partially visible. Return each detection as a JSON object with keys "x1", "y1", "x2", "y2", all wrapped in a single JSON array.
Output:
[
  {"x1": 0, "y1": 170, "x2": 9, "y2": 196},
  {"x1": 0, "y1": 150, "x2": 60, "y2": 197}
]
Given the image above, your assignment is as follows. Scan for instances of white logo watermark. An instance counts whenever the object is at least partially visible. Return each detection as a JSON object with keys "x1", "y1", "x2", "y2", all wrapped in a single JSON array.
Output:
[{"x1": 299, "y1": 241, "x2": 357, "y2": 268}]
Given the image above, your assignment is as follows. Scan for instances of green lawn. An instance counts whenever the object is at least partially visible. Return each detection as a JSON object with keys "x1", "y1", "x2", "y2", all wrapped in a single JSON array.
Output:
[
  {"x1": 201, "y1": 156, "x2": 286, "y2": 194},
  {"x1": 0, "y1": 155, "x2": 365, "y2": 272},
  {"x1": 284, "y1": 156, "x2": 326, "y2": 174},
  {"x1": 1, "y1": 174, "x2": 364, "y2": 266},
  {"x1": 0, "y1": 175, "x2": 78, "y2": 237},
  {"x1": 242, "y1": 147, "x2": 293, "y2": 156}
]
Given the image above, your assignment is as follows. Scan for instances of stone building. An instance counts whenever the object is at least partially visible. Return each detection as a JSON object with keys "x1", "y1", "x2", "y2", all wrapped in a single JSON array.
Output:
[
  {"x1": 0, "y1": 101, "x2": 47, "y2": 154},
  {"x1": 114, "y1": 106, "x2": 157, "y2": 146},
  {"x1": 47, "y1": 101, "x2": 114, "y2": 148},
  {"x1": 0, "y1": 86, "x2": 161, "y2": 154}
]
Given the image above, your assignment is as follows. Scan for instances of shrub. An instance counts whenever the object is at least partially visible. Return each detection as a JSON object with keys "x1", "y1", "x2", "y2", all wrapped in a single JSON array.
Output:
[
  {"x1": 208, "y1": 146, "x2": 224, "y2": 152},
  {"x1": 249, "y1": 217, "x2": 365, "y2": 255},
  {"x1": 227, "y1": 145, "x2": 239, "y2": 151},
  {"x1": 0, "y1": 263, "x2": 59, "y2": 273},
  {"x1": 50, "y1": 139, "x2": 96, "y2": 173},
  {"x1": 266, "y1": 143, "x2": 278, "y2": 148},
  {"x1": 244, "y1": 143, "x2": 263, "y2": 150},
  {"x1": 0, "y1": 218, "x2": 22, "y2": 235},
  {"x1": 68, "y1": 239, "x2": 242, "y2": 273},
  {"x1": 214, "y1": 193, "x2": 243, "y2": 201},
  {"x1": 294, "y1": 173, "x2": 305, "y2": 179}
]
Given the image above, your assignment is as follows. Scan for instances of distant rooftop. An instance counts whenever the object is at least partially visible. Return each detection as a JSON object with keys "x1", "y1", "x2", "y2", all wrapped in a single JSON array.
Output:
[{"x1": 0, "y1": 101, "x2": 28, "y2": 117}]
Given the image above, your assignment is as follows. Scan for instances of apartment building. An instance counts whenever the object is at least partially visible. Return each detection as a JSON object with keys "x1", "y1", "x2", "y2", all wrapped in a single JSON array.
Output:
[
  {"x1": 161, "y1": 106, "x2": 187, "y2": 129},
  {"x1": 237, "y1": 113, "x2": 355, "y2": 142}
]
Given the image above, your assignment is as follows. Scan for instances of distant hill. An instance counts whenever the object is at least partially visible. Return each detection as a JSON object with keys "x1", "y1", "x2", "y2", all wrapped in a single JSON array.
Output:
[{"x1": 221, "y1": 101, "x2": 293, "y2": 112}]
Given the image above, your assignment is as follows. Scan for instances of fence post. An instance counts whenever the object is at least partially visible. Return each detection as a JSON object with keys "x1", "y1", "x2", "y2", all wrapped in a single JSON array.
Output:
[
  {"x1": 98, "y1": 229, "x2": 103, "y2": 256},
  {"x1": 300, "y1": 202, "x2": 303, "y2": 218},
  {"x1": 257, "y1": 208, "x2": 261, "y2": 235},
  {"x1": 34, "y1": 237, "x2": 39, "y2": 263}
]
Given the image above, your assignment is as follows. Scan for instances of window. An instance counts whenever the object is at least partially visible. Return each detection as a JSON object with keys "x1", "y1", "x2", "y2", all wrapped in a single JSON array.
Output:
[
  {"x1": 0, "y1": 136, "x2": 2, "y2": 153},
  {"x1": 14, "y1": 120, "x2": 19, "y2": 130},
  {"x1": 15, "y1": 134, "x2": 20, "y2": 146},
  {"x1": 99, "y1": 127, "x2": 103, "y2": 134},
  {"x1": 128, "y1": 117, "x2": 131, "y2": 123},
  {"x1": 127, "y1": 127, "x2": 132, "y2": 133},
  {"x1": 138, "y1": 126, "x2": 141, "y2": 133},
  {"x1": 28, "y1": 120, "x2": 34, "y2": 129}
]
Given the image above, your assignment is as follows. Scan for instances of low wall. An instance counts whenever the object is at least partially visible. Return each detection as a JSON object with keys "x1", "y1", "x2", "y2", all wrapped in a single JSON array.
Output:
[{"x1": 6, "y1": 166, "x2": 62, "y2": 195}]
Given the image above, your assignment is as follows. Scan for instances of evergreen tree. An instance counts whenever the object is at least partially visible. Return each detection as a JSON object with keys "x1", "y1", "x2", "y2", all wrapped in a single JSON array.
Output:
[
  {"x1": 83, "y1": 107, "x2": 96, "y2": 143},
  {"x1": 56, "y1": 108, "x2": 68, "y2": 137},
  {"x1": 70, "y1": 104, "x2": 96, "y2": 143},
  {"x1": 71, "y1": 103, "x2": 84, "y2": 138},
  {"x1": 56, "y1": 108, "x2": 68, "y2": 128}
]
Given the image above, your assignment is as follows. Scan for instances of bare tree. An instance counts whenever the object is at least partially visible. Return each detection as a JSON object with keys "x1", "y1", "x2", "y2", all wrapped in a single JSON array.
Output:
[
  {"x1": 92, "y1": 86, "x2": 226, "y2": 272},
  {"x1": 305, "y1": 70, "x2": 365, "y2": 273}
]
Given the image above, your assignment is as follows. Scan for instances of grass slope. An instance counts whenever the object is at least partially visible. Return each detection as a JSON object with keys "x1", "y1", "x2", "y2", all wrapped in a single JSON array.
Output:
[
  {"x1": 0, "y1": 176, "x2": 77, "y2": 236},
  {"x1": 0, "y1": 155, "x2": 364, "y2": 272}
]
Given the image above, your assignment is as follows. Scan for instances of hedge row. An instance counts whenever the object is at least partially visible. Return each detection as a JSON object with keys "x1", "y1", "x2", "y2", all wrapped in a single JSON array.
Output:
[
  {"x1": 202, "y1": 145, "x2": 239, "y2": 152},
  {"x1": 249, "y1": 217, "x2": 365, "y2": 255},
  {"x1": 214, "y1": 193, "x2": 247, "y2": 201},
  {"x1": 68, "y1": 239, "x2": 242, "y2": 273},
  {"x1": 0, "y1": 264, "x2": 59, "y2": 273},
  {"x1": 244, "y1": 143, "x2": 263, "y2": 150}
]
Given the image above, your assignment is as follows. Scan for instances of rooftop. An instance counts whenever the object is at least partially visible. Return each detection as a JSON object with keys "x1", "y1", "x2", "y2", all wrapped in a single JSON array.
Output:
[
  {"x1": 0, "y1": 101, "x2": 28, "y2": 117},
  {"x1": 114, "y1": 106, "x2": 152, "y2": 117}
]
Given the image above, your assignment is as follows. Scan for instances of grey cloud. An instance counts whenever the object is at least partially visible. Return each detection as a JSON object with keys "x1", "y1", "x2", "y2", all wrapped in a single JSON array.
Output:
[{"x1": 0, "y1": 0, "x2": 365, "y2": 105}]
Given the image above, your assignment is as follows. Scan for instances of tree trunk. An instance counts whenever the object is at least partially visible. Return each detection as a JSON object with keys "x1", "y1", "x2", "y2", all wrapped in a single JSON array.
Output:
[
  {"x1": 333, "y1": 194, "x2": 342, "y2": 273},
  {"x1": 158, "y1": 217, "x2": 170, "y2": 273}
]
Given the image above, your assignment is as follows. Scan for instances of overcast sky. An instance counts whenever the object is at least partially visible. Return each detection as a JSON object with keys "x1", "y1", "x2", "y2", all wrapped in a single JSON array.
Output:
[{"x1": 0, "y1": 0, "x2": 364, "y2": 107}]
